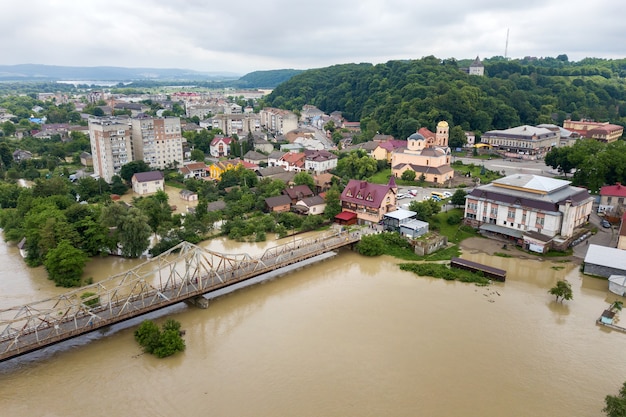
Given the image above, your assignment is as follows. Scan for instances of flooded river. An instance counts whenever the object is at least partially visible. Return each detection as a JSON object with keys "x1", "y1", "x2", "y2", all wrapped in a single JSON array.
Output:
[{"x1": 0, "y1": 234, "x2": 624, "y2": 417}]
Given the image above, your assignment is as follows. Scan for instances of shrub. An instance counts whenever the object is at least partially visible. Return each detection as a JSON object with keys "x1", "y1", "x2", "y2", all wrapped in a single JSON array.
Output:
[
  {"x1": 134, "y1": 319, "x2": 186, "y2": 358},
  {"x1": 446, "y1": 214, "x2": 462, "y2": 225}
]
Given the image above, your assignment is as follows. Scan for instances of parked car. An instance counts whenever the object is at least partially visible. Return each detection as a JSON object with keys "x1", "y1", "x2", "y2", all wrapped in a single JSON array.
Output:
[
  {"x1": 601, "y1": 219, "x2": 611, "y2": 228},
  {"x1": 443, "y1": 191, "x2": 452, "y2": 198},
  {"x1": 397, "y1": 193, "x2": 406, "y2": 199},
  {"x1": 408, "y1": 189, "x2": 418, "y2": 196}
]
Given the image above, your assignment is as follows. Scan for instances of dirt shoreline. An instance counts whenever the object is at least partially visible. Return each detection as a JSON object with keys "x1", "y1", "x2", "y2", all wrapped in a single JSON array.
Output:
[{"x1": 459, "y1": 236, "x2": 583, "y2": 265}]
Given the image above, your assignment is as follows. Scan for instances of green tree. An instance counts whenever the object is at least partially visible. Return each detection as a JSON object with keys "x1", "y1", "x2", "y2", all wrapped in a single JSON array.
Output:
[
  {"x1": 401, "y1": 170, "x2": 416, "y2": 182},
  {"x1": 1, "y1": 121, "x2": 16, "y2": 137},
  {"x1": 548, "y1": 280, "x2": 573, "y2": 303},
  {"x1": 450, "y1": 189, "x2": 467, "y2": 207},
  {"x1": 43, "y1": 240, "x2": 88, "y2": 287},
  {"x1": 293, "y1": 171, "x2": 315, "y2": 189},
  {"x1": 118, "y1": 208, "x2": 152, "y2": 258},
  {"x1": 323, "y1": 185, "x2": 342, "y2": 220},
  {"x1": 110, "y1": 175, "x2": 128, "y2": 195},
  {"x1": 604, "y1": 381, "x2": 626, "y2": 417},
  {"x1": 356, "y1": 234, "x2": 385, "y2": 256},
  {"x1": 190, "y1": 149, "x2": 205, "y2": 162},
  {"x1": 119, "y1": 160, "x2": 151, "y2": 183}
]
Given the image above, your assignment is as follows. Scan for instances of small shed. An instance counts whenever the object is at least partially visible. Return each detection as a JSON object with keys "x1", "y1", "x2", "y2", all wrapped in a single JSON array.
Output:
[
  {"x1": 609, "y1": 275, "x2": 626, "y2": 296},
  {"x1": 600, "y1": 310, "x2": 616, "y2": 325}
]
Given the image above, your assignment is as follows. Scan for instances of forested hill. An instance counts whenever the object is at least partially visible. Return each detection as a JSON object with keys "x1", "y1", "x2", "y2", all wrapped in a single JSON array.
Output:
[
  {"x1": 262, "y1": 56, "x2": 626, "y2": 140},
  {"x1": 237, "y1": 69, "x2": 304, "y2": 88}
]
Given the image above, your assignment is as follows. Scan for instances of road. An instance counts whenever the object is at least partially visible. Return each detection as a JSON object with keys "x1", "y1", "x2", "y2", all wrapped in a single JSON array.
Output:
[{"x1": 453, "y1": 156, "x2": 561, "y2": 178}]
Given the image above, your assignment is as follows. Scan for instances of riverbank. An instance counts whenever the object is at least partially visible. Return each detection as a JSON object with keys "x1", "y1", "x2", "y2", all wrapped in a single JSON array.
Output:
[{"x1": 459, "y1": 236, "x2": 583, "y2": 265}]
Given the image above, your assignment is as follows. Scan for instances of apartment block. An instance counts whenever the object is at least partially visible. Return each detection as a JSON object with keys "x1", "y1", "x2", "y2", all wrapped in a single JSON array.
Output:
[
  {"x1": 88, "y1": 116, "x2": 132, "y2": 182},
  {"x1": 259, "y1": 108, "x2": 298, "y2": 135},
  {"x1": 131, "y1": 117, "x2": 184, "y2": 170}
]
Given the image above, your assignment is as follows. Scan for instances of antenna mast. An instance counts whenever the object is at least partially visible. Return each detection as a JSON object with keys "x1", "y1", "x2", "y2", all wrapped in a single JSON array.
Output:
[{"x1": 504, "y1": 28, "x2": 509, "y2": 59}]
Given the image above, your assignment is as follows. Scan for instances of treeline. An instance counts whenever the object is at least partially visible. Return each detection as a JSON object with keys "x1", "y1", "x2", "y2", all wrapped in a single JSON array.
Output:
[
  {"x1": 262, "y1": 56, "x2": 626, "y2": 140},
  {"x1": 545, "y1": 139, "x2": 626, "y2": 192}
]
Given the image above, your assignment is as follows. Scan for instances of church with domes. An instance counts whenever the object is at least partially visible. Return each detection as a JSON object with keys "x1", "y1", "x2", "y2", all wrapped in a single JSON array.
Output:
[{"x1": 391, "y1": 121, "x2": 455, "y2": 185}]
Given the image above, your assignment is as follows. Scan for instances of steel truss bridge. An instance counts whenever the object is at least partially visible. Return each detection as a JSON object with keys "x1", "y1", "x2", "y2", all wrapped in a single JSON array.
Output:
[{"x1": 0, "y1": 231, "x2": 360, "y2": 362}]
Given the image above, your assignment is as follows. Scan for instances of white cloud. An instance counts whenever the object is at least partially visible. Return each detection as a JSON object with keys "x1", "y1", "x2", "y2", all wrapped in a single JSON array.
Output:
[{"x1": 1, "y1": 0, "x2": 625, "y2": 75}]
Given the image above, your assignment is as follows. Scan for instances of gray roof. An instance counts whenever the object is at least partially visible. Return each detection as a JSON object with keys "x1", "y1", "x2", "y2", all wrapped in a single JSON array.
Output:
[
  {"x1": 297, "y1": 195, "x2": 326, "y2": 206},
  {"x1": 479, "y1": 223, "x2": 524, "y2": 238},
  {"x1": 584, "y1": 245, "x2": 626, "y2": 270},
  {"x1": 265, "y1": 194, "x2": 292, "y2": 207},
  {"x1": 385, "y1": 208, "x2": 417, "y2": 220},
  {"x1": 133, "y1": 171, "x2": 164, "y2": 182}
]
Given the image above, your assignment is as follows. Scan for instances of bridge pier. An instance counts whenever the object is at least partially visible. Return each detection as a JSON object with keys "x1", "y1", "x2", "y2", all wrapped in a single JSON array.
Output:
[{"x1": 185, "y1": 296, "x2": 209, "y2": 309}]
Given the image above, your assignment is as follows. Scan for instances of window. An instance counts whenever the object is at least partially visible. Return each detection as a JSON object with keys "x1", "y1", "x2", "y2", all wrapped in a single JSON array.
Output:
[{"x1": 507, "y1": 209, "x2": 515, "y2": 218}]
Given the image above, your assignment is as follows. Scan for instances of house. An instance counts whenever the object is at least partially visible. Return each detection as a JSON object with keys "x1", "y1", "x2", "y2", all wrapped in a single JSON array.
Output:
[
  {"x1": 243, "y1": 150, "x2": 268, "y2": 166},
  {"x1": 209, "y1": 136, "x2": 234, "y2": 158},
  {"x1": 80, "y1": 152, "x2": 93, "y2": 167},
  {"x1": 265, "y1": 194, "x2": 292, "y2": 213},
  {"x1": 208, "y1": 160, "x2": 239, "y2": 181},
  {"x1": 178, "y1": 162, "x2": 209, "y2": 179},
  {"x1": 12, "y1": 149, "x2": 32, "y2": 162},
  {"x1": 304, "y1": 150, "x2": 338, "y2": 174},
  {"x1": 179, "y1": 189, "x2": 198, "y2": 202},
  {"x1": 382, "y1": 209, "x2": 429, "y2": 238},
  {"x1": 598, "y1": 183, "x2": 626, "y2": 214},
  {"x1": 267, "y1": 150, "x2": 287, "y2": 168},
  {"x1": 373, "y1": 140, "x2": 406, "y2": 162},
  {"x1": 279, "y1": 152, "x2": 306, "y2": 172},
  {"x1": 251, "y1": 135, "x2": 274, "y2": 154},
  {"x1": 131, "y1": 171, "x2": 164, "y2": 195},
  {"x1": 339, "y1": 176, "x2": 398, "y2": 225},
  {"x1": 465, "y1": 174, "x2": 594, "y2": 251},
  {"x1": 313, "y1": 172, "x2": 336, "y2": 194},
  {"x1": 283, "y1": 185, "x2": 314, "y2": 204},
  {"x1": 584, "y1": 244, "x2": 626, "y2": 278},
  {"x1": 257, "y1": 166, "x2": 295, "y2": 184},
  {"x1": 391, "y1": 121, "x2": 454, "y2": 185},
  {"x1": 295, "y1": 195, "x2": 326, "y2": 215}
]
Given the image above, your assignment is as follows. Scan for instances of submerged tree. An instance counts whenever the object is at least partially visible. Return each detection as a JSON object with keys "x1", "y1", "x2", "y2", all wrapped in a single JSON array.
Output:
[
  {"x1": 548, "y1": 280, "x2": 573, "y2": 303},
  {"x1": 134, "y1": 319, "x2": 186, "y2": 358}
]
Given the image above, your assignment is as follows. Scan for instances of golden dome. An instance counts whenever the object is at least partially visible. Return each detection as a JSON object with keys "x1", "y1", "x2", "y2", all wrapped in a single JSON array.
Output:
[{"x1": 437, "y1": 120, "x2": 449, "y2": 128}]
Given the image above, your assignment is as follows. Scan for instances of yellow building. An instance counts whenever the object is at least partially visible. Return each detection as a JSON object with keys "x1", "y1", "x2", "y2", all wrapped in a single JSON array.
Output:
[{"x1": 208, "y1": 160, "x2": 238, "y2": 181}]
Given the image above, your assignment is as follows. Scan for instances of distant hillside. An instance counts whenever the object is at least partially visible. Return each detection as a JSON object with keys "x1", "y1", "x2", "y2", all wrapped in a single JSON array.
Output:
[
  {"x1": 237, "y1": 69, "x2": 304, "y2": 88},
  {"x1": 264, "y1": 56, "x2": 626, "y2": 140},
  {"x1": 0, "y1": 64, "x2": 240, "y2": 81}
]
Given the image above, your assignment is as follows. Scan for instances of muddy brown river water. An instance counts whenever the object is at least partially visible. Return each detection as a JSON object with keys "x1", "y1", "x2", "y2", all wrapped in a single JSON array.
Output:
[{"x1": 0, "y1": 233, "x2": 624, "y2": 417}]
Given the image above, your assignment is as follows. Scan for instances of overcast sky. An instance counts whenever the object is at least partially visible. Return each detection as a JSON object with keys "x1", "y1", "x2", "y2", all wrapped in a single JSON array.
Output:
[{"x1": 2, "y1": 0, "x2": 625, "y2": 75}]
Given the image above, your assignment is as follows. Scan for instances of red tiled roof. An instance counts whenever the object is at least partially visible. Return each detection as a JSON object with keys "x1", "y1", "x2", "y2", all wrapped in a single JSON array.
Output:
[
  {"x1": 600, "y1": 183, "x2": 626, "y2": 197},
  {"x1": 335, "y1": 211, "x2": 357, "y2": 221}
]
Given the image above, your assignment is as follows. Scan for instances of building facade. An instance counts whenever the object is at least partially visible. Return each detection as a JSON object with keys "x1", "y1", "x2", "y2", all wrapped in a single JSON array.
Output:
[
  {"x1": 131, "y1": 116, "x2": 184, "y2": 170},
  {"x1": 391, "y1": 121, "x2": 454, "y2": 184},
  {"x1": 259, "y1": 108, "x2": 298, "y2": 135},
  {"x1": 563, "y1": 119, "x2": 623, "y2": 143},
  {"x1": 89, "y1": 116, "x2": 132, "y2": 182},
  {"x1": 464, "y1": 174, "x2": 594, "y2": 251},
  {"x1": 339, "y1": 177, "x2": 398, "y2": 224},
  {"x1": 481, "y1": 125, "x2": 560, "y2": 158}
]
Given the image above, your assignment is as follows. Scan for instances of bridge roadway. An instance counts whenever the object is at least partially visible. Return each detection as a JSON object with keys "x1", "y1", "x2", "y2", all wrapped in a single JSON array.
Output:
[{"x1": 0, "y1": 230, "x2": 360, "y2": 362}]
